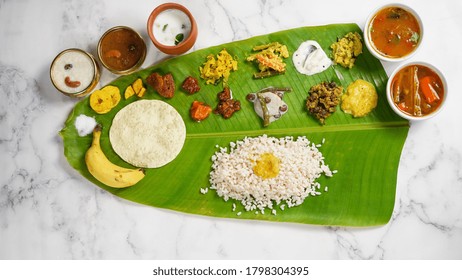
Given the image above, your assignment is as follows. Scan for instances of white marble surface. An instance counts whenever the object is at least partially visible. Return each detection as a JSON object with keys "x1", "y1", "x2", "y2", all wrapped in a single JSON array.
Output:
[{"x1": 1, "y1": 0, "x2": 461, "y2": 259}]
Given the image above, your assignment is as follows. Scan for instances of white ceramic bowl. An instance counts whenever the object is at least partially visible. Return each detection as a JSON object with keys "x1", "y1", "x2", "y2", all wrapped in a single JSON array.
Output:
[
  {"x1": 386, "y1": 61, "x2": 447, "y2": 121},
  {"x1": 364, "y1": 3, "x2": 424, "y2": 62}
]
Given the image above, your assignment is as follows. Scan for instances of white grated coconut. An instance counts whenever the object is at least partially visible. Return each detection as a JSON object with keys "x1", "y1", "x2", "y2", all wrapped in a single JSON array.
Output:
[{"x1": 209, "y1": 135, "x2": 335, "y2": 213}]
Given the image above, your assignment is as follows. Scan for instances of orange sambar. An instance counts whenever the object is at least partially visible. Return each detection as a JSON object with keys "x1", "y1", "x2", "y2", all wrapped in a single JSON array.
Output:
[
  {"x1": 390, "y1": 64, "x2": 444, "y2": 117},
  {"x1": 369, "y1": 7, "x2": 421, "y2": 58}
]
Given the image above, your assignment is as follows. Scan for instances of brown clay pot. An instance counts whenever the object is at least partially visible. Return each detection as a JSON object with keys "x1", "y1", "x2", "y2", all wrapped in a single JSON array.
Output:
[{"x1": 147, "y1": 3, "x2": 198, "y2": 55}]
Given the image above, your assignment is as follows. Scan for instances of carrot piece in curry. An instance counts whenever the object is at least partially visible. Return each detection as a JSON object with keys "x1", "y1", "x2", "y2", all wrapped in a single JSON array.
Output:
[{"x1": 419, "y1": 76, "x2": 440, "y2": 103}]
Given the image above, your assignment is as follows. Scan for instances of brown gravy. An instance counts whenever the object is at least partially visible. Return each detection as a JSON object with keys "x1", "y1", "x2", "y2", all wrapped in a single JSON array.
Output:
[{"x1": 100, "y1": 28, "x2": 145, "y2": 71}]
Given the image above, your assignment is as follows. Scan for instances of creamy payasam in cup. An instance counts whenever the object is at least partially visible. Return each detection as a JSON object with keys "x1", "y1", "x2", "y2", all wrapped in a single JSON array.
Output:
[{"x1": 50, "y1": 48, "x2": 100, "y2": 97}]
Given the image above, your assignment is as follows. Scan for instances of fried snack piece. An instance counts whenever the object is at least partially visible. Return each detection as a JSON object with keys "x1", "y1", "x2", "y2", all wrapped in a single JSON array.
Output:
[
  {"x1": 214, "y1": 87, "x2": 240, "y2": 119},
  {"x1": 124, "y1": 85, "x2": 135, "y2": 99},
  {"x1": 90, "y1": 85, "x2": 121, "y2": 114},
  {"x1": 182, "y1": 76, "x2": 200, "y2": 94},
  {"x1": 146, "y1": 72, "x2": 175, "y2": 98},
  {"x1": 136, "y1": 87, "x2": 146, "y2": 98},
  {"x1": 132, "y1": 78, "x2": 143, "y2": 94},
  {"x1": 124, "y1": 78, "x2": 146, "y2": 99},
  {"x1": 190, "y1": 101, "x2": 212, "y2": 122}
]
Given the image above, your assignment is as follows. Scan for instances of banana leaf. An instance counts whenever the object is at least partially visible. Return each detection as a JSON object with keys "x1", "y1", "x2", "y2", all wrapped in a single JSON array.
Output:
[{"x1": 60, "y1": 24, "x2": 409, "y2": 226}]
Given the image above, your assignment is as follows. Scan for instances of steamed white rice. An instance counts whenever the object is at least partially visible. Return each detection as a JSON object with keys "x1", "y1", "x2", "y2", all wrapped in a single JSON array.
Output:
[{"x1": 209, "y1": 135, "x2": 335, "y2": 213}]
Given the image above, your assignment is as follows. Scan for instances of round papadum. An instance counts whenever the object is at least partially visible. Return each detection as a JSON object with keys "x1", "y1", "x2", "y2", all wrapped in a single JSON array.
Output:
[{"x1": 109, "y1": 100, "x2": 186, "y2": 168}]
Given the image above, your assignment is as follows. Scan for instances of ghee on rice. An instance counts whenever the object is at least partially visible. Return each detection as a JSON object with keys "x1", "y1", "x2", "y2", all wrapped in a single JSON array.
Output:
[{"x1": 209, "y1": 135, "x2": 335, "y2": 214}]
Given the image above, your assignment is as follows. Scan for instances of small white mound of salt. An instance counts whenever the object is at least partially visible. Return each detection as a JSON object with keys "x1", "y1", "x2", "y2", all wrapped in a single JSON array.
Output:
[{"x1": 74, "y1": 114, "x2": 97, "y2": 136}]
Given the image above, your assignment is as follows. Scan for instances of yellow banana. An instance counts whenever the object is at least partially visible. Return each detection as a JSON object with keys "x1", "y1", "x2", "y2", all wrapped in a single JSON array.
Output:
[{"x1": 85, "y1": 125, "x2": 145, "y2": 188}]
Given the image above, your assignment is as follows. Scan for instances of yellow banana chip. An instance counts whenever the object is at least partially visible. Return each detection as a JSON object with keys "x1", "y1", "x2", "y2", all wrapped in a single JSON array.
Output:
[
  {"x1": 124, "y1": 85, "x2": 135, "y2": 99},
  {"x1": 132, "y1": 78, "x2": 144, "y2": 94},
  {"x1": 136, "y1": 87, "x2": 146, "y2": 98},
  {"x1": 109, "y1": 87, "x2": 121, "y2": 107},
  {"x1": 89, "y1": 85, "x2": 121, "y2": 114}
]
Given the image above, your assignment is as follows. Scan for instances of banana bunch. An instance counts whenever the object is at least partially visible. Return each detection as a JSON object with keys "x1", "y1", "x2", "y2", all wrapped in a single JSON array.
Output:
[{"x1": 85, "y1": 125, "x2": 145, "y2": 188}]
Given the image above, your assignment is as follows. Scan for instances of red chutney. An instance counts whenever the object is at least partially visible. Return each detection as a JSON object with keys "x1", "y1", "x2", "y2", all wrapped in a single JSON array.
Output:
[
  {"x1": 369, "y1": 7, "x2": 421, "y2": 58},
  {"x1": 390, "y1": 65, "x2": 444, "y2": 117}
]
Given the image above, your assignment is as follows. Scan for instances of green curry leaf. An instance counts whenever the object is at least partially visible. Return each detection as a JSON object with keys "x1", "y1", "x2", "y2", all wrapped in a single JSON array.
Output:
[
  {"x1": 175, "y1": 33, "x2": 184, "y2": 45},
  {"x1": 410, "y1": 31, "x2": 420, "y2": 43}
]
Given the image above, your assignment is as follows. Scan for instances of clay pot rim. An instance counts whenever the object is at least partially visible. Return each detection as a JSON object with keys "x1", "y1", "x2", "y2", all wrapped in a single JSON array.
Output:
[{"x1": 147, "y1": 3, "x2": 198, "y2": 55}]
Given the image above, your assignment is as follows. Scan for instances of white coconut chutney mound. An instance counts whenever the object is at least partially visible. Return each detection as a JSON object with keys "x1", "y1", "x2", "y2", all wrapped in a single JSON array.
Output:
[{"x1": 292, "y1": 40, "x2": 332, "y2": 76}]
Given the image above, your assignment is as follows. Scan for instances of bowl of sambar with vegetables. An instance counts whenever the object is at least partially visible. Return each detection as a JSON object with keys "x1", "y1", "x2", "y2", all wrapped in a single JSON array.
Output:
[
  {"x1": 386, "y1": 61, "x2": 447, "y2": 121},
  {"x1": 364, "y1": 3, "x2": 423, "y2": 62}
]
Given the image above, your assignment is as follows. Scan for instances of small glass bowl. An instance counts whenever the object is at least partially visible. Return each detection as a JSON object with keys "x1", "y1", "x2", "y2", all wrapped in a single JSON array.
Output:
[
  {"x1": 50, "y1": 48, "x2": 100, "y2": 98},
  {"x1": 97, "y1": 26, "x2": 147, "y2": 75}
]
